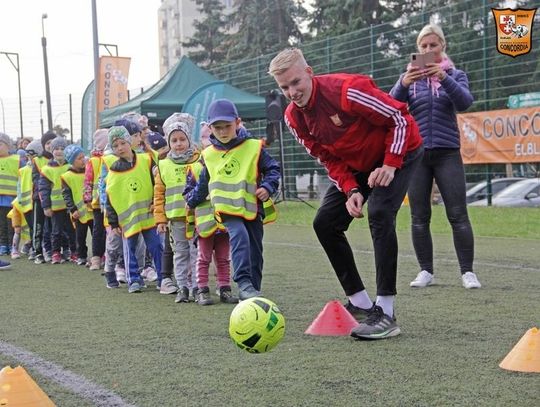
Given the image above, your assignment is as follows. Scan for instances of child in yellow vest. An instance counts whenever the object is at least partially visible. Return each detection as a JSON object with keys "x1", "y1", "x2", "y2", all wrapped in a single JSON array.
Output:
[
  {"x1": 0, "y1": 133, "x2": 21, "y2": 256},
  {"x1": 38, "y1": 136, "x2": 77, "y2": 264},
  {"x1": 105, "y1": 126, "x2": 163, "y2": 293},
  {"x1": 7, "y1": 198, "x2": 31, "y2": 259},
  {"x1": 83, "y1": 129, "x2": 108, "y2": 270},
  {"x1": 62, "y1": 144, "x2": 93, "y2": 266},
  {"x1": 186, "y1": 99, "x2": 280, "y2": 300},
  {"x1": 155, "y1": 113, "x2": 200, "y2": 303}
]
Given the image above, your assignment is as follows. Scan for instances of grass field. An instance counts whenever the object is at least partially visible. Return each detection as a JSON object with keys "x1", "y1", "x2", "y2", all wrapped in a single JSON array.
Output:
[{"x1": 1, "y1": 204, "x2": 539, "y2": 406}]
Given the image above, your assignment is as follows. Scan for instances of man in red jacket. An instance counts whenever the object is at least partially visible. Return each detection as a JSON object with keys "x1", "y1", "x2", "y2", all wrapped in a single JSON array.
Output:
[{"x1": 269, "y1": 48, "x2": 424, "y2": 340}]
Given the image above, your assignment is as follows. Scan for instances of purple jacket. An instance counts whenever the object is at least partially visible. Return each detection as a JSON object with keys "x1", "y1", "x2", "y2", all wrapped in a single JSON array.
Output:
[{"x1": 390, "y1": 68, "x2": 473, "y2": 150}]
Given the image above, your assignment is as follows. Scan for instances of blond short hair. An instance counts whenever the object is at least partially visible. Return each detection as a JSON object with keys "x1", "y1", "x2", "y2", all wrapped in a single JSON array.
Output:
[
  {"x1": 417, "y1": 24, "x2": 447, "y2": 53},
  {"x1": 268, "y1": 48, "x2": 308, "y2": 76}
]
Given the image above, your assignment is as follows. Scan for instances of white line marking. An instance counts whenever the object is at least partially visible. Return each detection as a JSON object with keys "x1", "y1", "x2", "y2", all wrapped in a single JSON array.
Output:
[{"x1": 0, "y1": 341, "x2": 136, "y2": 407}]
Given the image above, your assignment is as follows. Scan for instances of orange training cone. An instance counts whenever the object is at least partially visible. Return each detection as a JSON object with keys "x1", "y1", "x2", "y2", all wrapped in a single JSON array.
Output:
[
  {"x1": 305, "y1": 300, "x2": 359, "y2": 336},
  {"x1": 499, "y1": 327, "x2": 540, "y2": 373},
  {"x1": 0, "y1": 365, "x2": 56, "y2": 406}
]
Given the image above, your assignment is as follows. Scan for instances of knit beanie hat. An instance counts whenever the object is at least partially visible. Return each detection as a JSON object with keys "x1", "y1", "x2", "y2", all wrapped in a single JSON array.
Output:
[
  {"x1": 64, "y1": 144, "x2": 84, "y2": 165},
  {"x1": 92, "y1": 129, "x2": 109, "y2": 151},
  {"x1": 147, "y1": 132, "x2": 168, "y2": 151},
  {"x1": 25, "y1": 140, "x2": 44, "y2": 156},
  {"x1": 41, "y1": 130, "x2": 57, "y2": 149},
  {"x1": 50, "y1": 136, "x2": 67, "y2": 151},
  {"x1": 0, "y1": 132, "x2": 13, "y2": 149},
  {"x1": 114, "y1": 118, "x2": 142, "y2": 136},
  {"x1": 108, "y1": 126, "x2": 131, "y2": 147},
  {"x1": 163, "y1": 113, "x2": 195, "y2": 147}
]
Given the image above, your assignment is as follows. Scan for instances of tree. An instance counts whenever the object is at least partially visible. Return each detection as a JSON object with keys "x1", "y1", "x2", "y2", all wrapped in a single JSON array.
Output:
[
  {"x1": 224, "y1": 0, "x2": 306, "y2": 62},
  {"x1": 183, "y1": 0, "x2": 230, "y2": 66}
]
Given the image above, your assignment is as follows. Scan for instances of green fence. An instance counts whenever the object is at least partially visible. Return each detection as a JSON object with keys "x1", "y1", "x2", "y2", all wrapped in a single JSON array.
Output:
[{"x1": 208, "y1": 1, "x2": 540, "y2": 198}]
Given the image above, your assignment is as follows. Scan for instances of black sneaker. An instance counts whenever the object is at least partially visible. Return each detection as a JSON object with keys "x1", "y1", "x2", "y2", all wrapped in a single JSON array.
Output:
[
  {"x1": 219, "y1": 286, "x2": 239, "y2": 304},
  {"x1": 350, "y1": 305, "x2": 400, "y2": 340},
  {"x1": 344, "y1": 301, "x2": 373, "y2": 322},
  {"x1": 34, "y1": 254, "x2": 46, "y2": 265},
  {"x1": 196, "y1": 287, "x2": 214, "y2": 306},
  {"x1": 175, "y1": 287, "x2": 190, "y2": 303}
]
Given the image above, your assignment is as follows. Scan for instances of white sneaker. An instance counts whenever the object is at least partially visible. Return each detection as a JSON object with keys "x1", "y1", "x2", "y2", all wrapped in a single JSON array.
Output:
[
  {"x1": 410, "y1": 270, "x2": 434, "y2": 287},
  {"x1": 462, "y1": 272, "x2": 481, "y2": 289},
  {"x1": 159, "y1": 278, "x2": 178, "y2": 295},
  {"x1": 143, "y1": 267, "x2": 158, "y2": 282},
  {"x1": 115, "y1": 267, "x2": 127, "y2": 284}
]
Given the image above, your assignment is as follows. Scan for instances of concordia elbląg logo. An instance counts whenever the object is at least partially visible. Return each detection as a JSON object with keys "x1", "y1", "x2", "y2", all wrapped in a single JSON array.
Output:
[{"x1": 492, "y1": 8, "x2": 537, "y2": 57}]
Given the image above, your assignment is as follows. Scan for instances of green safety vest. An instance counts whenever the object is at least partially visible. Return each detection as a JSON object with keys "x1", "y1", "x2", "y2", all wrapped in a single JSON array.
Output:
[
  {"x1": 0, "y1": 155, "x2": 20, "y2": 196},
  {"x1": 61, "y1": 170, "x2": 93, "y2": 224},
  {"x1": 33, "y1": 156, "x2": 49, "y2": 173},
  {"x1": 202, "y1": 139, "x2": 277, "y2": 223},
  {"x1": 157, "y1": 158, "x2": 191, "y2": 219},
  {"x1": 17, "y1": 165, "x2": 33, "y2": 213},
  {"x1": 105, "y1": 153, "x2": 155, "y2": 237},
  {"x1": 40, "y1": 163, "x2": 70, "y2": 211},
  {"x1": 101, "y1": 154, "x2": 119, "y2": 170},
  {"x1": 89, "y1": 156, "x2": 102, "y2": 209}
]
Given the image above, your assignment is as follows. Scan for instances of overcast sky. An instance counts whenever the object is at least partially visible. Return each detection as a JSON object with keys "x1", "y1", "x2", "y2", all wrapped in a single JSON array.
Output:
[{"x1": 0, "y1": 0, "x2": 162, "y2": 140}]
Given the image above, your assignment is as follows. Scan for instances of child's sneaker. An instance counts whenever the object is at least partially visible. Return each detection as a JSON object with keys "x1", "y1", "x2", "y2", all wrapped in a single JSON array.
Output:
[
  {"x1": 219, "y1": 286, "x2": 239, "y2": 304},
  {"x1": 27, "y1": 249, "x2": 36, "y2": 261},
  {"x1": 175, "y1": 287, "x2": 190, "y2": 303},
  {"x1": 197, "y1": 287, "x2": 214, "y2": 305},
  {"x1": 462, "y1": 272, "x2": 481, "y2": 289},
  {"x1": 142, "y1": 267, "x2": 157, "y2": 282},
  {"x1": 34, "y1": 254, "x2": 46, "y2": 264},
  {"x1": 115, "y1": 266, "x2": 127, "y2": 283},
  {"x1": 128, "y1": 281, "x2": 142, "y2": 293},
  {"x1": 0, "y1": 246, "x2": 9, "y2": 256},
  {"x1": 0, "y1": 259, "x2": 11, "y2": 269},
  {"x1": 190, "y1": 287, "x2": 199, "y2": 302},
  {"x1": 51, "y1": 252, "x2": 64, "y2": 264},
  {"x1": 10, "y1": 250, "x2": 21, "y2": 260},
  {"x1": 106, "y1": 282, "x2": 120, "y2": 289},
  {"x1": 69, "y1": 254, "x2": 79, "y2": 264},
  {"x1": 43, "y1": 252, "x2": 52, "y2": 263},
  {"x1": 238, "y1": 285, "x2": 260, "y2": 301},
  {"x1": 76, "y1": 257, "x2": 87, "y2": 266},
  {"x1": 89, "y1": 256, "x2": 101, "y2": 271},
  {"x1": 21, "y1": 241, "x2": 32, "y2": 255},
  {"x1": 159, "y1": 278, "x2": 178, "y2": 295},
  {"x1": 350, "y1": 305, "x2": 400, "y2": 340}
]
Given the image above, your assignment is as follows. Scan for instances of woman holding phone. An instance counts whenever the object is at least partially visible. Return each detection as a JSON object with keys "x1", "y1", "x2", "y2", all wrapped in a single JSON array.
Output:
[{"x1": 390, "y1": 24, "x2": 481, "y2": 290}]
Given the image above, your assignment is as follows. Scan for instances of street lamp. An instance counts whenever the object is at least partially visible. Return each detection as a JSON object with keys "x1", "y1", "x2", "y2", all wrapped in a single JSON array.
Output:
[
  {"x1": 39, "y1": 100, "x2": 44, "y2": 134},
  {"x1": 41, "y1": 13, "x2": 53, "y2": 131},
  {"x1": 0, "y1": 51, "x2": 23, "y2": 137}
]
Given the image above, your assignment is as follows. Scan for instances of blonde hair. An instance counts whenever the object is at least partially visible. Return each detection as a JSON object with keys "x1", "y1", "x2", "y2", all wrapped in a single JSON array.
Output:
[
  {"x1": 417, "y1": 24, "x2": 447, "y2": 56},
  {"x1": 268, "y1": 48, "x2": 308, "y2": 76}
]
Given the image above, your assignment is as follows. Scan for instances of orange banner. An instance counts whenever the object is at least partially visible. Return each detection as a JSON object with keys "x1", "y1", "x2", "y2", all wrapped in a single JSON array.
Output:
[
  {"x1": 97, "y1": 56, "x2": 131, "y2": 113},
  {"x1": 458, "y1": 106, "x2": 540, "y2": 164}
]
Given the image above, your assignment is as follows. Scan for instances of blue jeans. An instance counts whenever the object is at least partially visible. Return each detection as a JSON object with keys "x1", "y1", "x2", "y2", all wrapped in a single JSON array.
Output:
[
  {"x1": 122, "y1": 227, "x2": 163, "y2": 286},
  {"x1": 408, "y1": 148, "x2": 474, "y2": 274},
  {"x1": 223, "y1": 215, "x2": 264, "y2": 291}
]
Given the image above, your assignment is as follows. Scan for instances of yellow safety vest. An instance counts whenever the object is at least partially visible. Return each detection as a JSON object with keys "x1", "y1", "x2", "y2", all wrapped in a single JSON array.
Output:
[
  {"x1": 157, "y1": 158, "x2": 191, "y2": 219},
  {"x1": 33, "y1": 156, "x2": 49, "y2": 173},
  {"x1": 61, "y1": 170, "x2": 93, "y2": 224},
  {"x1": 0, "y1": 155, "x2": 20, "y2": 196},
  {"x1": 40, "y1": 163, "x2": 70, "y2": 211},
  {"x1": 105, "y1": 153, "x2": 155, "y2": 237},
  {"x1": 8, "y1": 198, "x2": 30, "y2": 242},
  {"x1": 202, "y1": 139, "x2": 277, "y2": 223},
  {"x1": 17, "y1": 165, "x2": 34, "y2": 213},
  {"x1": 89, "y1": 156, "x2": 102, "y2": 209}
]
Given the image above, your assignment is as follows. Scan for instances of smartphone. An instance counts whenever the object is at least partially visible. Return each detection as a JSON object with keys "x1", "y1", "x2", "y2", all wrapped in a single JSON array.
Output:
[{"x1": 410, "y1": 51, "x2": 436, "y2": 69}]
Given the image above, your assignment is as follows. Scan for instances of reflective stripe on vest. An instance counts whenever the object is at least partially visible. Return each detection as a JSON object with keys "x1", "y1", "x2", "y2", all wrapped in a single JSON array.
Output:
[
  {"x1": 41, "y1": 163, "x2": 70, "y2": 211},
  {"x1": 90, "y1": 156, "x2": 102, "y2": 208},
  {"x1": 0, "y1": 155, "x2": 20, "y2": 196},
  {"x1": 18, "y1": 165, "x2": 33, "y2": 213},
  {"x1": 61, "y1": 171, "x2": 93, "y2": 224},
  {"x1": 106, "y1": 153, "x2": 155, "y2": 237},
  {"x1": 202, "y1": 139, "x2": 263, "y2": 221},
  {"x1": 157, "y1": 159, "x2": 190, "y2": 219}
]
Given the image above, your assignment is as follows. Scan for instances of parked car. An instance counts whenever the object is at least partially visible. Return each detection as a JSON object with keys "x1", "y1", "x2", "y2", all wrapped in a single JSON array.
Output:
[
  {"x1": 469, "y1": 178, "x2": 540, "y2": 207},
  {"x1": 432, "y1": 177, "x2": 524, "y2": 205},
  {"x1": 465, "y1": 177, "x2": 525, "y2": 204}
]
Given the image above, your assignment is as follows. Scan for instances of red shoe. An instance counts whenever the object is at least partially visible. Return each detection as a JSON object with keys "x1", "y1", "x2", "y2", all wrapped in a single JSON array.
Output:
[{"x1": 51, "y1": 252, "x2": 63, "y2": 264}]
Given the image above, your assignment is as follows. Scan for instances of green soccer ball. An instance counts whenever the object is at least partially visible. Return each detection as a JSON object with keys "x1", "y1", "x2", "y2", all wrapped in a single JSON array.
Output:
[{"x1": 229, "y1": 297, "x2": 286, "y2": 353}]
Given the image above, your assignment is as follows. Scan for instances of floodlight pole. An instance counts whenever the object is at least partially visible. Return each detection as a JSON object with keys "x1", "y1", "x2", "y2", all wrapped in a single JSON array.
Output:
[
  {"x1": 0, "y1": 51, "x2": 23, "y2": 137},
  {"x1": 41, "y1": 13, "x2": 53, "y2": 131},
  {"x1": 92, "y1": 0, "x2": 100, "y2": 129}
]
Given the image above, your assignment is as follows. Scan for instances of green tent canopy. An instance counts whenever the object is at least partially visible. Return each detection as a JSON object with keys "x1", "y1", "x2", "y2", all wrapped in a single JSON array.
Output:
[{"x1": 99, "y1": 56, "x2": 266, "y2": 127}]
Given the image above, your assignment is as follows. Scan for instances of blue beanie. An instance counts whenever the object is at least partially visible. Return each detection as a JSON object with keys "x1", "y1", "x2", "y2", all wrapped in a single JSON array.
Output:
[
  {"x1": 114, "y1": 118, "x2": 142, "y2": 136},
  {"x1": 64, "y1": 144, "x2": 84, "y2": 165}
]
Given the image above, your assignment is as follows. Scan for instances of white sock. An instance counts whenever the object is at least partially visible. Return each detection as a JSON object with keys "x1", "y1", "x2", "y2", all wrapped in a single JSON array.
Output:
[
  {"x1": 348, "y1": 290, "x2": 372, "y2": 310},
  {"x1": 375, "y1": 295, "x2": 394, "y2": 317}
]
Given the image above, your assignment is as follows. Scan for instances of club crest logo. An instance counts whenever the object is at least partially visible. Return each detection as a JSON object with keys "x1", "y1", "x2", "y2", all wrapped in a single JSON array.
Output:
[{"x1": 492, "y1": 8, "x2": 537, "y2": 57}]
